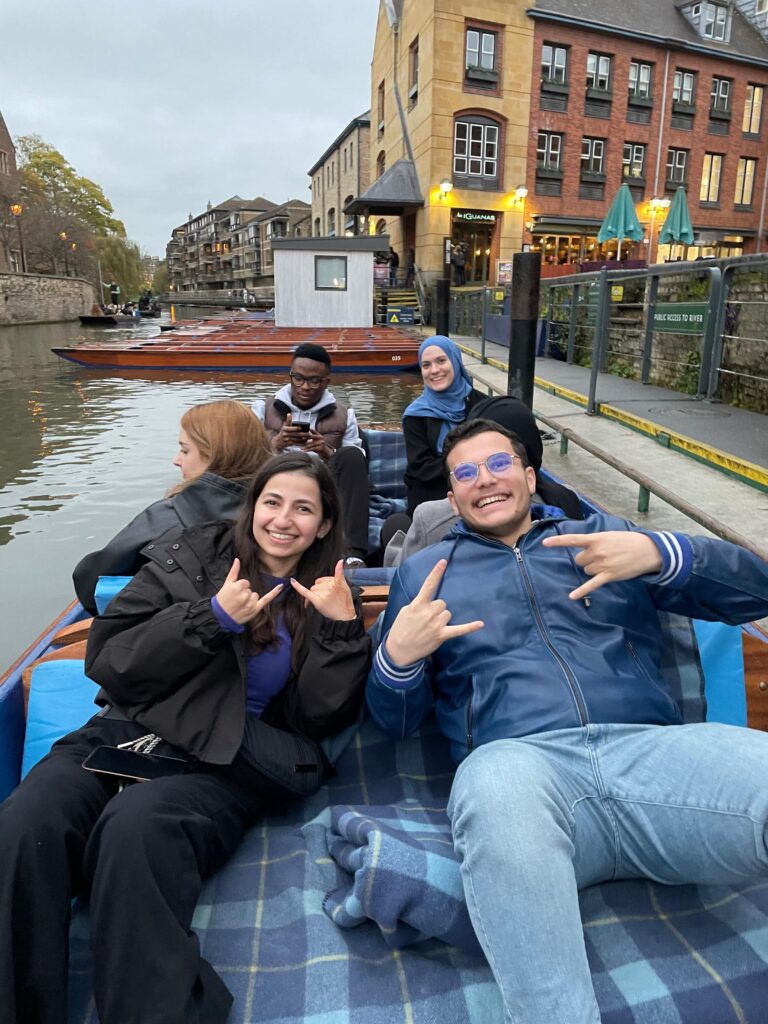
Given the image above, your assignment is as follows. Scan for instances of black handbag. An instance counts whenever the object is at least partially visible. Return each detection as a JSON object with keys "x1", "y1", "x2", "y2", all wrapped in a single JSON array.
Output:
[{"x1": 239, "y1": 716, "x2": 326, "y2": 796}]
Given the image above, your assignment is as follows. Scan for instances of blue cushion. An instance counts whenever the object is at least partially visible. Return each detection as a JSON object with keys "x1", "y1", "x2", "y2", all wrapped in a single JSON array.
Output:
[
  {"x1": 21, "y1": 660, "x2": 99, "y2": 777},
  {"x1": 695, "y1": 620, "x2": 747, "y2": 726},
  {"x1": 94, "y1": 576, "x2": 132, "y2": 614}
]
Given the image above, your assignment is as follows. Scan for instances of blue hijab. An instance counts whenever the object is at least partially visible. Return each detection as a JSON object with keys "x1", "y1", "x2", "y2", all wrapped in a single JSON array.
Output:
[{"x1": 403, "y1": 336, "x2": 473, "y2": 451}]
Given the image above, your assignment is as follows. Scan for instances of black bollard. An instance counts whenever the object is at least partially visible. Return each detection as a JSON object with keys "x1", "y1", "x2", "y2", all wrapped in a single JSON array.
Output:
[
  {"x1": 434, "y1": 278, "x2": 451, "y2": 336},
  {"x1": 506, "y1": 251, "x2": 541, "y2": 408}
]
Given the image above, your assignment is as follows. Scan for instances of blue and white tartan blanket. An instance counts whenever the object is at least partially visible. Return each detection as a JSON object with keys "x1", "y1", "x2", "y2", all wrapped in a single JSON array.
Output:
[{"x1": 67, "y1": 716, "x2": 768, "y2": 1024}]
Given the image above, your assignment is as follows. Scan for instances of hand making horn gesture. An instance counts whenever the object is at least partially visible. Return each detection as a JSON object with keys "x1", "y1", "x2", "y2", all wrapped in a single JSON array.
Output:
[
  {"x1": 542, "y1": 530, "x2": 663, "y2": 600},
  {"x1": 385, "y1": 559, "x2": 484, "y2": 667},
  {"x1": 290, "y1": 559, "x2": 357, "y2": 621},
  {"x1": 215, "y1": 557, "x2": 284, "y2": 624}
]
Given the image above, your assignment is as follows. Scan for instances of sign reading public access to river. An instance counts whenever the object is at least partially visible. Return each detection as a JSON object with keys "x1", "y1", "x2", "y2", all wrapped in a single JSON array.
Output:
[{"x1": 653, "y1": 302, "x2": 708, "y2": 334}]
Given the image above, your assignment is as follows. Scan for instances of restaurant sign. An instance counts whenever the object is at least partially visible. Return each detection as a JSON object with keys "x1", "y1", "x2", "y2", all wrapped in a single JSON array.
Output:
[
  {"x1": 454, "y1": 209, "x2": 498, "y2": 224},
  {"x1": 652, "y1": 303, "x2": 708, "y2": 334}
]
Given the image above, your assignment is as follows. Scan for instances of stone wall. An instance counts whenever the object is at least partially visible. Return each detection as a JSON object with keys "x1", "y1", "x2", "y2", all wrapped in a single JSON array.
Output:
[{"x1": 0, "y1": 273, "x2": 95, "y2": 325}]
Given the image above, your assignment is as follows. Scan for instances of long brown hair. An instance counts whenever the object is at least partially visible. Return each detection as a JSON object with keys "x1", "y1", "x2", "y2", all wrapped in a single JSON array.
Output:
[
  {"x1": 232, "y1": 452, "x2": 345, "y2": 660},
  {"x1": 169, "y1": 400, "x2": 273, "y2": 495}
]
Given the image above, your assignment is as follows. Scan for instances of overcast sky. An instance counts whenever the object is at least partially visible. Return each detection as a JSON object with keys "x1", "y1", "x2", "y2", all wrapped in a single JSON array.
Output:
[{"x1": 0, "y1": 0, "x2": 379, "y2": 257}]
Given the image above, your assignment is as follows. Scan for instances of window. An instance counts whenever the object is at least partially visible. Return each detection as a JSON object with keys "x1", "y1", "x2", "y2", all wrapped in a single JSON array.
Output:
[
  {"x1": 349, "y1": 143, "x2": 353, "y2": 168},
  {"x1": 710, "y1": 77, "x2": 731, "y2": 113},
  {"x1": 537, "y1": 131, "x2": 563, "y2": 170},
  {"x1": 377, "y1": 80, "x2": 385, "y2": 134},
  {"x1": 703, "y1": 2, "x2": 728, "y2": 39},
  {"x1": 542, "y1": 44, "x2": 567, "y2": 84},
  {"x1": 735, "y1": 157, "x2": 757, "y2": 205},
  {"x1": 466, "y1": 28, "x2": 496, "y2": 70},
  {"x1": 409, "y1": 36, "x2": 419, "y2": 103},
  {"x1": 343, "y1": 148, "x2": 347, "y2": 173},
  {"x1": 673, "y1": 70, "x2": 695, "y2": 105},
  {"x1": 581, "y1": 137, "x2": 605, "y2": 175},
  {"x1": 453, "y1": 117, "x2": 500, "y2": 184},
  {"x1": 743, "y1": 84, "x2": 764, "y2": 134},
  {"x1": 757, "y1": 0, "x2": 768, "y2": 13},
  {"x1": 327, "y1": 208, "x2": 336, "y2": 236},
  {"x1": 586, "y1": 52, "x2": 611, "y2": 91},
  {"x1": 699, "y1": 153, "x2": 722, "y2": 202},
  {"x1": 0, "y1": 150, "x2": 8, "y2": 175},
  {"x1": 628, "y1": 61, "x2": 652, "y2": 99},
  {"x1": 376, "y1": 150, "x2": 386, "y2": 178},
  {"x1": 313, "y1": 217, "x2": 321, "y2": 237},
  {"x1": 314, "y1": 255, "x2": 347, "y2": 291},
  {"x1": 623, "y1": 142, "x2": 646, "y2": 179},
  {"x1": 666, "y1": 147, "x2": 689, "y2": 185}
]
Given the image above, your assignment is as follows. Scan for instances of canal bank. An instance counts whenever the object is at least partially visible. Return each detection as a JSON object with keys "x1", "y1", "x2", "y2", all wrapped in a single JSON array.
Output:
[{"x1": 0, "y1": 272, "x2": 94, "y2": 325}]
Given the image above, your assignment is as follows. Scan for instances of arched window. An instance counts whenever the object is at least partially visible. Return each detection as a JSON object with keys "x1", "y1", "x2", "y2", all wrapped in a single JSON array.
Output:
[
  {"x1": 314, "y1": 217, "x2": 321, "y2": 237},
  {"x1": 453, "y1": 112, "x2": 503, "y2": 190},
  {"x1": 376, "y1": 150, "x2": 386, "y2": 178},
  {"x1": 375, "y1": 218, "x2": 387, "y2": 235},
  {"x1": 343, "y1": 196, "x2": 355, "y2": 235},
  {"x1": 327, "y1": 208, "x2": 336, "y2": 236}
]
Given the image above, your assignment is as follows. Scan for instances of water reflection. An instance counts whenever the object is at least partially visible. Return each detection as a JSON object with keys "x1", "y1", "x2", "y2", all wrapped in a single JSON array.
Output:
[{"x1": 0, "y1": 314, "x2": 422, "y2": 665}]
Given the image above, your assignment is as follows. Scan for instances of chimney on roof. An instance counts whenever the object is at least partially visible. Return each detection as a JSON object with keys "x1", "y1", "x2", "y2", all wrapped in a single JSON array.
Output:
[{"x1": 207, "y1": 201, "x2": 212, "y2": 211}]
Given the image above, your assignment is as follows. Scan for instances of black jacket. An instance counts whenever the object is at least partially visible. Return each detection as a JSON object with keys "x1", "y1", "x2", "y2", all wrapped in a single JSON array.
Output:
[
  {"x1": 85, "y1": 521, "x2": 371, "y2": 764},
  {"x1": 73, "y1": 473, "x2": 248, "y2": 613}
]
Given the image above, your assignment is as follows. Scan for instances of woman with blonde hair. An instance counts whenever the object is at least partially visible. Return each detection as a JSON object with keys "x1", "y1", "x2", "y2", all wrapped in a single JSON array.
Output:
[{"x1": 73, "y1": 400, "x2": 274, "y2": 612}]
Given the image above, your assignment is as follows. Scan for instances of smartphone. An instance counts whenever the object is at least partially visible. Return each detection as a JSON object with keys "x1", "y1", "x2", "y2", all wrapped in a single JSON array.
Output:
[
  {"x1": 294, "y1": 422, "x2": 311, "y2": 433},
  {"x1": 82, "y1": 745, "x2": 192, "y2": 782}
]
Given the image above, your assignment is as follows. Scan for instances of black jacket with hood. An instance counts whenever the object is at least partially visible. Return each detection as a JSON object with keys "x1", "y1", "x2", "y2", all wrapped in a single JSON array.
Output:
[
  {"x1": 85, "y1": 520, "x2": 371, "y2": 764},
  {"x1": 73, "y1": 472, "x2": 248, "y2": 613}
]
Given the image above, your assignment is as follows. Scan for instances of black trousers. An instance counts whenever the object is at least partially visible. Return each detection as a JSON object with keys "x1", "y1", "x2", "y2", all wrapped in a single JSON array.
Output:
[
  {"x1": 328, "y1": 446, "x2": 369, "y2": 560},
  {"x1": 0, "y1": 716, "x2": 290, "y2": 1024}
]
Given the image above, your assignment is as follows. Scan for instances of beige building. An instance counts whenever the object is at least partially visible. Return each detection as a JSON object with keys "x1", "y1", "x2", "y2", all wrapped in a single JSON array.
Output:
[
  {"x1": 0, "y1": 110, "x2": 21, "y2": 273},
  {"x1": 309, "y1": 112, "x2": 371, "y2": 237},
  {"x1": 347, "y1": 0, "x2": 535, "y2": 286}
]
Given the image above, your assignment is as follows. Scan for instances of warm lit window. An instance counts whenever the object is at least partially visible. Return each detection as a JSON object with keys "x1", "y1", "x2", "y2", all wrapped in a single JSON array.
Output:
[
  {"x1": 453, "y1": 117, "x2": 500, "y2": 183},
  {"x1": 710, "y1": 77, "x2": 731, "y2": 113},
  {"x1": 581, "y1": 137, "x2": 605, "y2": 175},
  {"x1": 742, "y1": 85, "x2": 764, "y2": 134},
  {"x1": 622, "y1": 143, "x2": 646, "y2": 179},
  {"x1": 628, "y1": 62, "x2": 652, "y2": 99},
  {"x1": 542, "y1": 44, "x2": 567, "y2": 84},
  {"x1": 699, "y1": 153, "x2": 722, "y2": 202},
  {"x1": 314, "y1": 256, "x2": 347, "y2": 291},
  {"x1": 673, "y1": 70, "x2": 696, "y2": 105},
  {"x1": 666, "y1": 148, "x2": 689, "y2": 184},
  {"x1": 409, "y1": 36, "x2": 419, "y2": 103},
  {"x1": 586, "y1": 52, "x2": 611, "y2": 90},
  {"x1": 466, "y1": 28, "x2": 496, "y2": 70},
  {"x1": 537, "y1": 131, "x2": 563, "y2": 170},
  {"x1": 735, "y1": 157, "x2": 757, "y2": 205}
]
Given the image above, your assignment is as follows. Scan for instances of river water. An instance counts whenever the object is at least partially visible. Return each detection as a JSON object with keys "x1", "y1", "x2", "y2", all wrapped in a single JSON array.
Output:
[{"x1": 0, "y1": 310, "x2": 423, "y2": 668}]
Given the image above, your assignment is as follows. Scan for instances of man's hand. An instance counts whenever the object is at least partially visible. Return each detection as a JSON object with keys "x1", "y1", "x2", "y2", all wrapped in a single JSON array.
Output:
[
  {"x1": 542, "y1": 531, "x2": 663, "y2": 601},
  {"x1": 385, "y1": 559, "x2": 484, "y2": 667},
  {"x1": 301, "y1": 429, "x2": 331, "y2": 459},
  {"x1": 274, "y1": 413, "x2": 308, "y2": 452},
  {"x1": 215, "y1": 558, "x2": 283, "y2": 624},
  {"x1": 290, "y1": 559, "x2": 356, "y2": 620}
]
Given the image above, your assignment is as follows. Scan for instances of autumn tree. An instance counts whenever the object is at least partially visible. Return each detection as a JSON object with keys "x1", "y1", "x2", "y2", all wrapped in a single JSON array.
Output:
[{"x1": 152, "y1": 260, "x2": 169, "y2": 294}]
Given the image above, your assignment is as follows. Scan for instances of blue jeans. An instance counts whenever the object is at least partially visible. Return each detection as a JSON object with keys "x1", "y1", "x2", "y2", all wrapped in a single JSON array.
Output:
[{"x1": 447, "y1": 723, "x2": 768, "y2": 1024}]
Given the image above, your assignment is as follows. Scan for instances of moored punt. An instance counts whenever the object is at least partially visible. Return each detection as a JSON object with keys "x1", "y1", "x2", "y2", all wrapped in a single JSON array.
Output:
[
  {"x1": 78, "y1": 314, "x2": 142, "y2": 326},
  {"x1": 52, "y1": 324, "x2": 422, "y2": 372}
]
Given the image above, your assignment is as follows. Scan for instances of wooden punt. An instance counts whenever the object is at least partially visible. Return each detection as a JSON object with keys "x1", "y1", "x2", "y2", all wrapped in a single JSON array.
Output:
[{"x1": 52, "y1": 323, "x2": 422, "y2": 373}]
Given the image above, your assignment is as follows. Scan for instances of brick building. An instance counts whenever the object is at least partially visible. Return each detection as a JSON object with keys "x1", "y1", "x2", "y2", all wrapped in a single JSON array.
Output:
[
  {"x1": 527, "y1": 0, "x2": 768, "y2": 265},
  {"x1": 0, "y1": 110, "x2": 21, "y2": 273},
  {"x1": 308, "y1": 112, "x2": 371, "y2": 238}
]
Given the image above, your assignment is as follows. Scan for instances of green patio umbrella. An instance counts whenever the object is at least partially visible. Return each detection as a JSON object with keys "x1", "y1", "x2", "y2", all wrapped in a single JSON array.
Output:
[
  {"x1": 658, "y1": 186, "x2": 695, "y2": 247},
  {"x1": 597, "y1": 182, "x2": 644, "y2": 260}
]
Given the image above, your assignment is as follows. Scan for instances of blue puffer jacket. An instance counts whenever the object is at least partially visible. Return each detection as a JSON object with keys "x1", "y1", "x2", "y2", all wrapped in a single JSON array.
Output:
[{"x1": 366, "y1": 508, "x2": 768, "y2": 763}]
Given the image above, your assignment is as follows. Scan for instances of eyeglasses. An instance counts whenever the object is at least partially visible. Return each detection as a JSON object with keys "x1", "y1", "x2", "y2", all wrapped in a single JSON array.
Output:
[
  {"x1": 289, "y1": 372, "x2": 327, "y2": 389},
  {"x1": 449, "y1": 451, "x2": 519, "y2": 484}
]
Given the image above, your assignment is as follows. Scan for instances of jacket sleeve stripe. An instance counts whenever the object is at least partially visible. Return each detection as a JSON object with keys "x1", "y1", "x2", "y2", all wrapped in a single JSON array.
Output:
[{"x1": 373, "y1": 638, "x2": 425, "y2": 690}]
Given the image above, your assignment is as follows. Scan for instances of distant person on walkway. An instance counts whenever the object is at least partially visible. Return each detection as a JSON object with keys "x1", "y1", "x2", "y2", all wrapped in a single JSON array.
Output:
[
  {"x1": 252, "y1": 343, "x2": 370, "y2": 565},
  {"x1": 451, "y1": 242, "x2": 466, "y2": 286},
  {"x1": 388, "y1": 247, "x2": 399, "y2": 287},
  {"x1": 73, "y1": 400, "x2": 274, "y2": 613}
]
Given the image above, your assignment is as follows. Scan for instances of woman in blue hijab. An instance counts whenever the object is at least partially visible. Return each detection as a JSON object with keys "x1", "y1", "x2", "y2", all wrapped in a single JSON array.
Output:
[{"x1": 402, "y1": 336, "x2": 484, "y2": 514}]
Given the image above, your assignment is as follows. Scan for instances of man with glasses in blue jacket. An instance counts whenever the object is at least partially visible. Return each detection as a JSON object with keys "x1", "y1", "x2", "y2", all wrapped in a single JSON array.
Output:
[
  {"x1": 253, "y1": 342, "x2": 369, "y2": 565},
  {"x1": 367, "y1": 416, "x2": 768, "y2": 1024}
]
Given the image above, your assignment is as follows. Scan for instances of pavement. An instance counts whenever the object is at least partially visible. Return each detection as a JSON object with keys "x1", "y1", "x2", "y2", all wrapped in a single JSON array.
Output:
[{"x1": 446, "y1": 336, "x2": 768, "y2": 570}]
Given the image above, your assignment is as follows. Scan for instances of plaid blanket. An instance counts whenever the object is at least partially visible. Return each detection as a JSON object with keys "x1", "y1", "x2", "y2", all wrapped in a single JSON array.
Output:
[{"x1": 67, "y1": 716, "x2": 768, "y2": 1024}]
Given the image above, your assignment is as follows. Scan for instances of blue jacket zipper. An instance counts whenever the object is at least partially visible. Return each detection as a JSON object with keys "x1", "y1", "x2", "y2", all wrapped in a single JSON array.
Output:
[{"x1": 513, "y1": 543, "x2": 589, "y2": 726}]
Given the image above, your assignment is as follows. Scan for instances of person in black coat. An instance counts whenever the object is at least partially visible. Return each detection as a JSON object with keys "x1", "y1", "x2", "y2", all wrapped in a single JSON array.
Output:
[
  {"x1": 0, "y1": 452, "x2": 371, "y2": 1024},
  {"x1": 73, "y1": 399, "x2": 274, "y2": 613}
]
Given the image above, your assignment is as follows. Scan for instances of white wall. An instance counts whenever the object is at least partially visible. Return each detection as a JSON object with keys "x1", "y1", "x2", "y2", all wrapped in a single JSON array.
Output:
[{"x1": 274, "y1": 249, "x2": 374, "y2": 327}]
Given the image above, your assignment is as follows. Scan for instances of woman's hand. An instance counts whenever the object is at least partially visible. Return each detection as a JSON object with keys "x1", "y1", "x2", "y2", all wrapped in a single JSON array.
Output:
[
  {"x1": 216, "y1": 557, "x2": 283, "y2": 624},
  {"x1": 290, "y1": 559, "x2": 357, "y2": 621}
]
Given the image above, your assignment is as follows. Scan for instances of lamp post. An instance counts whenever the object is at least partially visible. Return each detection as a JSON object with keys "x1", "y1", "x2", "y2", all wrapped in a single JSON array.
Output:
[
  {"x1": 648, "y1": 197, "x2": 671, "y2": 265},
  {"x1": 514, "y1": 184, "x2": 529, "y2": 250},
  {"x1": 9, "y1": 203, "x2": 27, "y2": 272},
  {"x1": 59, "y1": 231, "x2": 68, "y2": 275}
]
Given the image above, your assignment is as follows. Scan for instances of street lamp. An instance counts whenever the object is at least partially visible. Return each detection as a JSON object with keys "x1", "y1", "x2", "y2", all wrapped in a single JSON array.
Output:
[
  {"x1": 514, "y1": 184, "x2": 529, "y2": 249},
  {"x1": 9, "y1": 203, "x2": 27, "y2": 272},
  {"x1": 59, "y1": 231, "x2": 68, "y2": 275},
  {"x1": 648, "y1": 197, "x2": 671, "y2": 265},
  {"x1": 439, "y1": 179, "x2": 453, "y2": 200}
]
